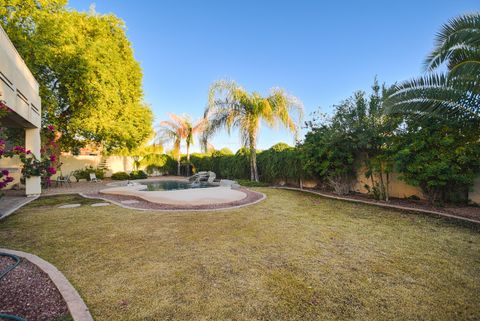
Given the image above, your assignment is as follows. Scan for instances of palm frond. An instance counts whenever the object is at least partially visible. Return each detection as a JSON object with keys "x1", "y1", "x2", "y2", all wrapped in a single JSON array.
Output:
[
  {"x1": 386, "y1": 73, "x2": 480, "y2": 117},
  {"x1": 425, "y1": 13, "x2": 480, "y2": 71},
  {"x1": 449, "y1": 59, "x2": 480, "y2": 81}
]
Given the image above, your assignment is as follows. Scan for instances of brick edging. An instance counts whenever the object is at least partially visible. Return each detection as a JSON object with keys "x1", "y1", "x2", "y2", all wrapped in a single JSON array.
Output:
[
  {"x1": 274, "y1": 187, "x2": 480, "y2": 224},
  {"x1": 0, "y1": 248, "x2": 94, "y2": 321}
]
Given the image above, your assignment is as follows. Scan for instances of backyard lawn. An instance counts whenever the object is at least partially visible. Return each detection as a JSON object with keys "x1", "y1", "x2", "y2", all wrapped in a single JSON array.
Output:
[{"x1": 0, "y1": 188, "x2": 479, "y2": 321}]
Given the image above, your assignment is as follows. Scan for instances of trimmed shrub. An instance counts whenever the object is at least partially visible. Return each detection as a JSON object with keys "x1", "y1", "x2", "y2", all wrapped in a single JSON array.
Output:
[
  {"x1": 72, "y1": 166, "x2": 105, "y2": 182},
  {"x1": 257, "y1": 143, "x2": 304, "y2": 183},
  {"x1": 111, "y1": 171, "x2": 130, "y2": 180},
  {"x1": 129, "y1": 170, "x2": 148, "y2": 180}
]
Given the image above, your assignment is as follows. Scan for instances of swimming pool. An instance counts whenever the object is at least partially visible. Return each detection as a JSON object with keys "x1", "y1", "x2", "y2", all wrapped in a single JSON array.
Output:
[{"x1": 142, "y1": 180, "x2": 214, "y2": 191}]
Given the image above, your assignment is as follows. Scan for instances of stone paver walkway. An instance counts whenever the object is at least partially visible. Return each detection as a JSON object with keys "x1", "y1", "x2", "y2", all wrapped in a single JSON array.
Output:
[
  {"x1": 0, "y1": 195, "x2": 38, "y2": 219},
  {"x1": 91, "y1": 202, "x2": 110, "y2": 207},
  {"x1": 58, "y1": 204, "x2": 81, "y2": 209}
]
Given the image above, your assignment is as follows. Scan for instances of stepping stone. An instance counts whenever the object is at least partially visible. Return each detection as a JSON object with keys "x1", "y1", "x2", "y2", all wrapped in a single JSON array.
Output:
[
  {"x1": 58, "y1": 204, "x2": 81, "y2": 209},
  {"x1": 120, "y1": 200, "x2": 139, "y2": 205},
  {"x1": 91, "y1": 202, "x2": 110, "y2": 207}
]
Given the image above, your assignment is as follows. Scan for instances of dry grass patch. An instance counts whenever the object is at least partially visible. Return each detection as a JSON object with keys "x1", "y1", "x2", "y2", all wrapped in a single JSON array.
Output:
[{"x1": 0, "y1": 189, "x2": 478, "y2": 320}]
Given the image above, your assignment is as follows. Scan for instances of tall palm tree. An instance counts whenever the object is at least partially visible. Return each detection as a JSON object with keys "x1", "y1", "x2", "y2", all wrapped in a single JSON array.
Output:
[
  {"x1": 157, "y1": 115, "x2": 183, "y2": 175},
  {"x1": 386, "y1": 13, "x2": 480, "y2": 119},
  {"x1": 203, "y1": 79, "x2": 303, "y2": 182},
  {"x1": 182, "y1": 116, "x2": 208, "y2": 162},
  {"x1": 157, "y1": 113, "x2": 206, "y2": 175}
]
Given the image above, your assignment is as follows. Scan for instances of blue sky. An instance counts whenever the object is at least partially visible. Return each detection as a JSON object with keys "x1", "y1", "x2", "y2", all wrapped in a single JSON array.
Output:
[{"x1": 68, "y1": 0, "x2": 479, "y2": 152}]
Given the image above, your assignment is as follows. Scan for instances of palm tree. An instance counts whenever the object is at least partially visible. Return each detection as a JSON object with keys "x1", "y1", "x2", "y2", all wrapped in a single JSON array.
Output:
[
  {"x1": 157, "y1": 115, "x2": 183, "y2": 175},
  {"x1": 202, "y1": 79, "x2": 303, "y2": 182},
  {"x1": 386, "y1": 13, "x2": 480, "y2": 120},
  {"x1": 182, "y1": 116, "x2": 208, "y2": 162},
  {"x1": 157, "y1": 113, "x2": 206, "y2": 175}
]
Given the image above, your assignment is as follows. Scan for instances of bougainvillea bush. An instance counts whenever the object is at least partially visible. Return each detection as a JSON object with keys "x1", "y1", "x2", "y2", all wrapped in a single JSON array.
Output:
[
  {"x1": 18, "y1": 124, "x2": 61, "y2": 187},
  {"x1": 0, "y1": 100, "x2": 14, "y2": 192},
  {"x1": 1, "y1": 99, "x2": 61, "y2": 193}
]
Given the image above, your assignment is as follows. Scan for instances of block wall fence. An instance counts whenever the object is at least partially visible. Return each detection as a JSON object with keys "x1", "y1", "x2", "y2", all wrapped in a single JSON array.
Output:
[{"x1": 1, "y1": 155, "x2": 479, "y2": 203}]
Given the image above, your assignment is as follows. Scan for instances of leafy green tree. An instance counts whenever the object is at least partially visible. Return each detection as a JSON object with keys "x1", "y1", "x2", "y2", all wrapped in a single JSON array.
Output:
[
  {"x1": 0, "y1": 0, "x2": 153, "y2": 152},
  {"x1": 203, "y1": 79, "x2": 303, "y2": 181},
  {"x1": 302, "y1": 121, "x2": 357, "y2": 195},
  {"x1": 302, "y1": 79, "x2": 400, "y2": 198},
  {"x1": 387, "y1": 13, "x2": 480, "y2": 121},
  {"x1": 394, "y1": 116, "x2": 480, "y2": 204}
]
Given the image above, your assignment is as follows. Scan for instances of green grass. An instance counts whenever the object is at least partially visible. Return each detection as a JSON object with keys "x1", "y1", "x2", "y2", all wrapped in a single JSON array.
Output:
[
  {"x1": 0, "y1": 189, "x2": 479, "y2": 321},
  {"x1": 24, "y1": 194, "x2": 98, "y2": 207},
  {"x1": 236, "y1": 179, "x2": 270, "y2": 187}
]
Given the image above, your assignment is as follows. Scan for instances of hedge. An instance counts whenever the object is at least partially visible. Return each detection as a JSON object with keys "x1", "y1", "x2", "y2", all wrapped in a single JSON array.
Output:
[{"x1": 142, "y1": 143, "x2": 305, "y2": 183}]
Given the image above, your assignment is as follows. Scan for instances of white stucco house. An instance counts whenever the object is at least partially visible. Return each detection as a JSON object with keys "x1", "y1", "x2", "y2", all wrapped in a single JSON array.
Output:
[{"x1": 0, "y1": 24, "x2": 41, "y2": 195}]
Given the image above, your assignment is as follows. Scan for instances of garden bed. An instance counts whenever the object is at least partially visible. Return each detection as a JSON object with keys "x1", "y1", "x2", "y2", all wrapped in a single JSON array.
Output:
[
  {"x1": 0, "y1": 256, "x2": 71, "y2": 321},
  {"x1": 286, "y1": 186, "x2": 480, "y2": 222}
]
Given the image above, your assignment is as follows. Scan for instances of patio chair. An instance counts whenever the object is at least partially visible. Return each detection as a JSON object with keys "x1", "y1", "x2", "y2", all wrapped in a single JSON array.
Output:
[
  {"x1": 89, "y1": 173, "x2": 102, "y2": 182},
  {"x1": 56, "y1": 172, "x2": 72, "y2": 187}
]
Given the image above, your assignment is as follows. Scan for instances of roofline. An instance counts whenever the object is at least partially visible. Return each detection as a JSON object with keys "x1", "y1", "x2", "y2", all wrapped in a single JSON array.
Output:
[{"x1": 0, "y1": 24, "x2": 39, "y2": 87}]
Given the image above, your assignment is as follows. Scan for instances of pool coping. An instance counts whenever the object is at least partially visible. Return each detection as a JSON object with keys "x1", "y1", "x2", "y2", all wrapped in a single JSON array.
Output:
[
  {"x1": 99, "y1": 185, "x2": 247, "y2": 206},
  {"x1": 0, "y1": 248, "x2": 94, "y2": 321},
  {"x1": 80, "y1": 190, "x2": 267, "y2": 212}
]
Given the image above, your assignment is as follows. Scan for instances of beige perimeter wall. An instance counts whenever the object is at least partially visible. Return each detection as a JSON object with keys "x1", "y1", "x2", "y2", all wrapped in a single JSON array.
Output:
[
  {"x1": 0, "y1": 155, "x2": 136, "y2": 186},
  {"x1": 1, "y1": 155, "x2": 480, "y2": 204},
  {"x1": 55, "y1": 155, "x2": 136, "y2": 179},
  {"x1": 352, "y1": 166, "x2": 424, "y2": 199}
]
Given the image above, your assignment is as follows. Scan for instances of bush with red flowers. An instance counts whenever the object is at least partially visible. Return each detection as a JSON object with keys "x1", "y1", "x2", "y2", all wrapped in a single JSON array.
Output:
[
  {"x1": 18, "y1": 124, "x2": 62, "y2": 186},
  {"x1": 0, "y1": 100, "x2": 14, "y2": 192},
  {"x1": 1, "y1": 99, "x2": 61, "y2": 191}
]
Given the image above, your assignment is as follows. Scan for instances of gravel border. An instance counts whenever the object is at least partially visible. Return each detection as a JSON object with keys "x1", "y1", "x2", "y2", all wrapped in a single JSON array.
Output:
[
  {"x1": 276, "y1": 186, "x2": 480, "y2": 224},
  {"x1": 0, "y1": 256, "x2": 69, "y2": 320},
  {"x1": 0, "y1": 248, "x2": 93, "y2": 321}
]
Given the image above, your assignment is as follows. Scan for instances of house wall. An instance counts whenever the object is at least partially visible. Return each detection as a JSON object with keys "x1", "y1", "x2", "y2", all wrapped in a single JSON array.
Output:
[{"x1": 0, "y1": 25, "x2": 41, "y2": 128}]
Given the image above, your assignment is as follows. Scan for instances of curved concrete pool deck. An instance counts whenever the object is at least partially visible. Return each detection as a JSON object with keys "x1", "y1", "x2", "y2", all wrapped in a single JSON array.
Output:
[{"x1": 100, "y1": 183, "x2": 247, "y2": 206}]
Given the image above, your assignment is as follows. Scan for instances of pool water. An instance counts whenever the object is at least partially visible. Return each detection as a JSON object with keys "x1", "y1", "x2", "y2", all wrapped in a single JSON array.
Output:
[{"x1": 142, "y1": 180, "x2": 214, "y2": 191}]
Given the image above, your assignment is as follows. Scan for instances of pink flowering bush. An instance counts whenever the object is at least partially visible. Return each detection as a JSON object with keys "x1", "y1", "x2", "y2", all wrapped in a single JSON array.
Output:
[
  {"x1": 0, "y1": 100, "x2": 14, "y2": 191},
  {"x1": 0, "y1": 169, "x2": 14, "y2": 189},
  {"x1": 18, "y1": 124, "x2": 62, "y2": 186},
  {"x1": 0, "y1": 110, "x2": 61, "y2": 190},
  {"x1": 1, "y1": 97, "x2": 61, "y2": 192}
]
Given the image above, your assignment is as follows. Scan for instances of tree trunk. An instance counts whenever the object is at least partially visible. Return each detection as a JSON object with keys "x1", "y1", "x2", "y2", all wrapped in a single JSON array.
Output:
[
  {"x1": 186, "y1": 143, "x2": 191, "y2": 176},
  {"x1": 177, "y1": 158, "x2": 181, "y2": 176},
  {"x1": 385, "y1": 170, "x2": 390, "y2": 202},
  {"x1": 249, "y1": 134, "x2": 259, "y2": 182},
  {"x1": 378, "y1": 162, "x2": 386, "y2": 201}
]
